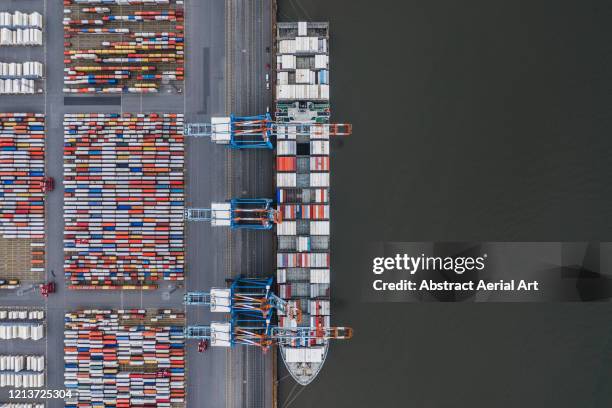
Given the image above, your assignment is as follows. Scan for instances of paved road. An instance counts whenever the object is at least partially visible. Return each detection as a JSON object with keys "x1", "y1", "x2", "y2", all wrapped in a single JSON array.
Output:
[
  {"x1": 0, "y1": 0, "x2": 48, "y2": 403},
  {"x1": 225, "y1": 1, "x2": 275, "y2": 407},
  {"x1": 0, "y1": 0, "x2": 274, "y2": 407}
]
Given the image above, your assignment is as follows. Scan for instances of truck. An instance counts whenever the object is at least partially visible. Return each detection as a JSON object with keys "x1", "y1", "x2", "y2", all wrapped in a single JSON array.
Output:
[
  {"x1": 40, "y1": 281, "x2": 55, "y2": 297},
  {"x1": 41, "y1": 177, "x2": 54, "y2": 193}
]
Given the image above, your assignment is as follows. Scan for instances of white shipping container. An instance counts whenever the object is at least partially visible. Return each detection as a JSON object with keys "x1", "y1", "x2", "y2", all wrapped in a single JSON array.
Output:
[
  {"x1": 280, "y1": 54, "x2": 295, "y2": 70},
  {"x1": 276, "y1": 140, "x2": 296, "y2": 155},
  {"x1": 310, "y1": 172, "x2": 329, "y2": 187},
  {"x1": 278, "y1": 39, "x2": 296, "y2": 54},
  {"x1": 310, "y1": 140, "x2": 329, "y2": 155},
  {"x1": 0, "y1": 324, "x2": 44, "y2": 340},
  {"x1": 276, "y1": 221, "x2": 296, "y2": 236},
  {"x1": 277, "y1": 173, "x2": 296, "y2": 187},
  {"x1": 277, "y1": 269, "x2": 286, "y2": 284},
  {"x1": 277, "y1": 71, "x2": 289, "y2": 85},
  {"x1": 320, "y1": 84, "x2": 330, "y2": 99},
  {"x1": 284, "y1": 347, "x2": 325, "y2": 363},
  {"x1": 295, "y1": 69, "x2": 311, "y2": 84},
  {"x1": 276, "y1": 84, "x2": 294, "y2": 100},
  {"x1": 314, "y1": 54, "x2": 328, "y2": 69},
  {"x1": 310, "y1": 269, "x2": 330, "y2": 284},
  {"x1": 297, "y1": 236, "x2": 310, "y2": 252},
  {"x1": 310, "y1": 221, "x2": 330, "y2": 235},
  {"x1": 298, "y1": 21, "x2": 307, "y2": 36},
  {"x1": 310, "y1": 300, "x2": 330, "y2": 316},
  {"x1": 308, "y1": 85, "x2": 319, "y2": 99}
]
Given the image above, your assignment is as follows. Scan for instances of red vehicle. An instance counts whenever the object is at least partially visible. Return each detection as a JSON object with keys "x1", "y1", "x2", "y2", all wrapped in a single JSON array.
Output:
[
  {"x1": 41, "y1": 177, "x2": 55, "y2": 193},
  {"x1": 198, "y1": 339, "x2": 208, "y2": 353},
  {"x1": 156, "y1": 369, "x2": 171, "y2": 378},
  {"x1": 40, "y1": 282, "x2": 55, "y2": 297}
]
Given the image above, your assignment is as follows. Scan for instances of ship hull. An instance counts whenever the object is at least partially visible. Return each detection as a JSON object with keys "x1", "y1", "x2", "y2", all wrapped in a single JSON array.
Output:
[{"x1": 280, "y1": 343, "x2": 329, "y2": 386}]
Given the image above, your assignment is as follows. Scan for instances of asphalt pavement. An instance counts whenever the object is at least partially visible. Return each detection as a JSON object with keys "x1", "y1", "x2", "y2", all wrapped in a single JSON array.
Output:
[
  {"x1": 0, "y1": 0, "x2": 274, "y2": 407},
  {"x1": 220, "y1": 1, "x2": 275, "y2": 407}
]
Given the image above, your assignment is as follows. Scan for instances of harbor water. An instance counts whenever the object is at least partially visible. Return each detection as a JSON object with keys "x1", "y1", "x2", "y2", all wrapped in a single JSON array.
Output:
[{"x1": 277, "y1": 0, "x2": 612, "y2": 407}]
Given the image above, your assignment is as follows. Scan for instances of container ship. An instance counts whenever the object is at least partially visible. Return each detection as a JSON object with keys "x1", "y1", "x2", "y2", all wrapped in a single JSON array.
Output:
[{"x1": 275, "y1": 21, "x2": 333, "y2": 386}]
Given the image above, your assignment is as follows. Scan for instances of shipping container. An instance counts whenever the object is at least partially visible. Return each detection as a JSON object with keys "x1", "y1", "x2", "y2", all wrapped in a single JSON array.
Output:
[
  {"x1": 0, "y1": 114, "x2": 46, "y2": 256},
  {"x1": 64, "y1": 309, "x2": 185, "y2": 407},
  {"x1": 63, "y1": 113, "x2": 184, "y2": 289},
  {"x1": 63, "y1": 0, "x2": 184, "y2": 93}
]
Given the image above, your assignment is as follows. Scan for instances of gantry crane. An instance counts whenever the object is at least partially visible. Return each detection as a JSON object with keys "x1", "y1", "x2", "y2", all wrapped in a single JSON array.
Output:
[
  {"x1": 184, "y1": 198, "x2": 281, "y2": 230},
  {"x1": 183, "y1": 114, "x2": 274, "y2": 149},
  {"x1": 184, "y1": 276, "x2": 352, "y2": 350},
  {"x1": 183, "y1": 114, "x2": 351, "y2": 149},
  {"x1": 184, "y1": 276, "x2": 300, "y2": 321}
]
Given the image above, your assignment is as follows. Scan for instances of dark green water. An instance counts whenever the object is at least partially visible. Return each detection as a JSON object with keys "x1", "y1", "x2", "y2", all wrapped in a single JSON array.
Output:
[{"x1": 277, "y1": 1, "x2": 612, "y2": 407}]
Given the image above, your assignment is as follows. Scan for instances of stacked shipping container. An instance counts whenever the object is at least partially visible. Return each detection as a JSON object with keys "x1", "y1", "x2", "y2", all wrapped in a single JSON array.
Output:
[
  {"x1": 0, "y1": 12, "x2": 43, "y2": 47},
  {"x1": 0, "y1": 114, "x2": 45, "y2": 284},
  {"x1": 275, "y1": 22, "x2": 332, "y2": 343},
  {"x1": 275, "y1": 124, "x2": 331, "y2": 335},
  {"x1": 0, "y1": 62, "x2": 43, "y2": 79},
  {"x1": 0, "y1": 114, "x2": 45, "y2": 239},
  {"x1": 0, "y1": 310, "x2": 44, "y2": 321},
  {"x1": 0, "y1": 355, "x2": 45, "y2": 388},
  {"x1": 0, "y1": 12, "x2": 43, "y2": 30},
  {"x1": 63, "y1": 113, "x2": 184, "y2": 289},
  {"x1": 0, "y1": 309, "x2": 44, "y2": 341},
  {"x1": 64, "y1": 309, "x2": 185, "y2": 408},
  {"x1": 0, "y1": 62, "x2": 44, "y2": 95},
  {"x1": 276, "y1": 22, "x2": 329, "y2": 101},
  {"x1": 0, "y1": 324, "x2": 43, "y2": 341},
  {"x1": 63, "y1": 0, "x2": 184, "y2": 93}
]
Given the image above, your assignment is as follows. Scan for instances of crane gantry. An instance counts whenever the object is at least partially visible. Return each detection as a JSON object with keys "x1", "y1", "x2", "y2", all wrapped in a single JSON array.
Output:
[
  {"x1": 184, "y1": 276, "x2": 352, "y2": 350},
  {"x1": 183, "y1": 113, "x2": 351, "y2": 149}
]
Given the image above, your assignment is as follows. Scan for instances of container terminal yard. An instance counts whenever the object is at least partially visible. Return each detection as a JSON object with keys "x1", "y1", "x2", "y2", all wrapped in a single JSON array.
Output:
[{"x1": 0, "y1": 0, "x2": 351, "y2": 407}]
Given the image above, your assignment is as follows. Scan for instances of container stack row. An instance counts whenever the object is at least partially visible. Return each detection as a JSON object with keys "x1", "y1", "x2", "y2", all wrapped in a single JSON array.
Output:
[
  {"x1": 0, "y1": 404, "x2": 44, "y2": 408},
  {"x1": 0, "y1": 114, "x2": 45, "y2": 239},
  {"x1": 0, "y1": 29, "x2": 43, "y2": 46},
  {"x1": 0, "y1": 372, "x2": 44, "y2": 388},
  {"x1": 63, "y1": 0, "x2": 184, "y2": 93},
  {"x1": 0, "y1": 79, "x2": 38, "y2": 95},
  {"x1": 0, "y1": 310, "x2": 44, "y2": 321},
  {"x1": 0, "y1": 308, "x2": 45, "y2": 340},
  {"x1": 0, "y1": 324, "x2": 44, "y2": 341},
  {"x1": 0, "y1": 355, "x2": 44, "y2": 372},
  {"x1": 63, "y1": 113, "x2": 184, "y2": 289},
  {"x1": 0, "y1": 11, "x2": 43, "y2": 47},
  {"x1": 64, "y1": 309, "x2": 185, "y2": 408},
  {"x1": 0, "y1": 12, "x2": 43, "y2": 30},
  {"x1": 0, "y1": 355, "x2": 45, "y2": 388},
  {"x1": 0, "y1": 62, "x2": 44, "y2": 95},
  {"x1": 276, "y1": 21, "x2": 329, "y2": 101},
  {"x1": 0, "y1": 280, "x2": 19, "y2": 289},
  {"x1": 0, "y1": 62, "x2": 43, "y2": 79},
  {"x1": 0, "y1": 114, "x2": 45, "y2": 285}
]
